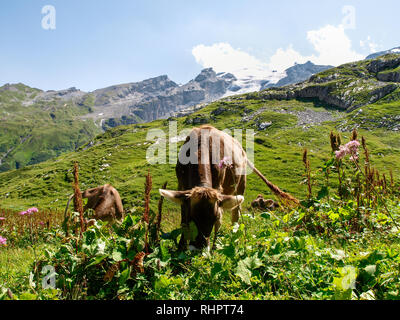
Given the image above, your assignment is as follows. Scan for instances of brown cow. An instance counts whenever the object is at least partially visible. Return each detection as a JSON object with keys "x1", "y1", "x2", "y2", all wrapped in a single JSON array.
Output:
[
  {"x1": 160, "y1": 125, "x2": 298, "y2": 250},
  {"x1": 251, "y1": 195, "x2": 279, "y2": 211},
  {"x1": 160, "y1": 125, "x2": 298, "y2": 251},
  {"x1": 64, "y1": 184, "x2": 124, "y2": 224},
  {"x1": 160, "y1": 125, "x2": 245, "y2": 251}
]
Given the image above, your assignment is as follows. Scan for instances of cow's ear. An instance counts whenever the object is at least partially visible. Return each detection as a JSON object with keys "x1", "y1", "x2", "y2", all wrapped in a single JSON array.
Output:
[
  {"x1": 159, "y1": 189, "x2": 186, "y2": 205},
  {"x1": 220, "y1": 195, "x2": 244, "y2": 210}
]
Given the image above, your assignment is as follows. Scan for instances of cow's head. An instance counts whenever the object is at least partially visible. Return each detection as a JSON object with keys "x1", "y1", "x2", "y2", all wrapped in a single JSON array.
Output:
[
  {"x1": 82, "y1": 185, "x2": 106, "y2": 198},
  {"x1": 159, "y1": 187, "x2": 244, "y2": 250}
]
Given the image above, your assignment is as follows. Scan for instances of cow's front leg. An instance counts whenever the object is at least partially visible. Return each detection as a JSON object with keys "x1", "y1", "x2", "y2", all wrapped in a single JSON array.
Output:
[
  {"x1": 178, "y1": 223, "x2": 189, "y2": 251},
  {"x1": 212, "y1": 217, "x2": 222, "y2": 251},
  {"x1": 231, "y1": 206, "x2": 241, "y2": 224}
]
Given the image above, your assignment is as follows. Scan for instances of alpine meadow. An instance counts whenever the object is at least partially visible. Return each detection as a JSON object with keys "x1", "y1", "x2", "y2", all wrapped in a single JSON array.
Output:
[{"x1": 1, "y1": 1, "x2": 400, "y2": 303}]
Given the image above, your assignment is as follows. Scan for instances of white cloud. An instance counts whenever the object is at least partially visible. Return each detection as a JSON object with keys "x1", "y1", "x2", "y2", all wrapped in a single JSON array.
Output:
[
  {"x1": 192, "y1": 43, "x2": 274, "y2": 79},
  {"x1": 268, "y1": 45, "x2": 309, "y2": 71},
  {"x1": 192, "y1": 43, "x2": 285, "y2": 91},
  {"x1": 307, "y1": 24, "x2": 364, "y2": 65},
  {"x1": 269, "y1": 25, "x2": 365, "y2": 70},
  {"x1": 192, "y1": 24, "x2": 372, "y2": 79}
]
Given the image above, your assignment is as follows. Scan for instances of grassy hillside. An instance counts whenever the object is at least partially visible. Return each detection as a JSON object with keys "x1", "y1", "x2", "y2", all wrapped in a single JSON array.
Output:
[
  {"x1": 1, "y1": 55, "x2": 400, "y2": 301},
  {"x1": 0, "y1": 54, "x2": 399, "y2": 212},
  {"x1": 0, "y1": 100, "x2": 399, "y2": 215},
  {"x1": 0, "y1": 83, "x2": 101, "y2": 172}
]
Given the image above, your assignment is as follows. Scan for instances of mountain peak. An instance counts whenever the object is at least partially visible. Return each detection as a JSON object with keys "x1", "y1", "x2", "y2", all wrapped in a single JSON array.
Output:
[
  {"x1": 195, "y1": 68, "x2": 217, "y2": 82},
  {"x1": 366, "y1": 46, "x2": 400, "y2": 60},
  {"x1": 261, "y1": 61, "x2": 333, "y2": 90}
]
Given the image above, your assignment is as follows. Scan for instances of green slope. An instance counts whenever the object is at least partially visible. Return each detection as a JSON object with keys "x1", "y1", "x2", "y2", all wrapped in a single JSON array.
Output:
[
  {"x1": 0, "y1": 54, "x2": 399, "y2": 212},
  {"x1": 0, "y1": 83, "x2": 101, "y2": 172}
]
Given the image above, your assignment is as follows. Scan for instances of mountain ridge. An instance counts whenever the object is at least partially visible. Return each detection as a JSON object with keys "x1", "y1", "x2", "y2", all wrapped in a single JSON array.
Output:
[
  {"x1": 1, "y1": 54, "x2": 395, "y2": 173},
  {"x1": 1, "y1": 53, "x2": 400, "y2": 210},
  {"x1": 366, "y1": 46, "x2": 400, "y2": 60}
]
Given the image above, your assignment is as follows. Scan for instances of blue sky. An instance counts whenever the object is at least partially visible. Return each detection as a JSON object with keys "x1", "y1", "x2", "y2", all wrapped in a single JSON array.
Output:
[{"x1": 0, "y1": 0, "x2": 399, "y2": 91}]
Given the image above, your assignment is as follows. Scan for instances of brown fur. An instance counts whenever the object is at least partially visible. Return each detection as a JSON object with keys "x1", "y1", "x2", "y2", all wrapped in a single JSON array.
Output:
[
  {"x1": 174, "y1": 125, "x2": 247, "y2": 250},
  {"x1": 64, "y1": 184, "x2": 124, "y2": 223},
  {"x1": 189, "y1": 187, "x2": 223, "y2": 201},
  {"x1": 163, "y1": 125, "x2": 298, "y2": 251},
  {"x1": 251, "y1": 195, "x2": 279, "y2": 211}
]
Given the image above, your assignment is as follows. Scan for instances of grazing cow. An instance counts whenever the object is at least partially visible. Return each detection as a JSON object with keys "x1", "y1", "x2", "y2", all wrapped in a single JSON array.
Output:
[
  {"x1": 160, "y1": 125, "x2": 298, "y2": 251},
  {"x1": 251, "y1": 195, "x2": 279, "y2": 211},
  {"x1": 64, "y1": 184, "x2": 124, "y2": 224},
  {"x1": 160, "y1": 125, "x2": 246, "y2": 251}
]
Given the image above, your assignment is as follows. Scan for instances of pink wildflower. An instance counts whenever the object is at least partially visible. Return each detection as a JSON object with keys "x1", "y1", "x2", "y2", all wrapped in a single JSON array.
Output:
[
  {"x1": 335, "y1": 145, "x2": 349, "y2": 160},
  {"x1": 0, "y1": 236, "x2": 7, "y2": 246},
  {"x1": 346, "y1": 140, "x2": 360, "y2": 155},
  {"x1": 350, "y1": 155, "x2": 359, "y2": 162},
  {"x1": 20, "y1": 207, "x2": 39, "y2": 216},
  {"x1": 27, "y1": 207, "x2": 39, "y2": 214},
  {"x1": 335, "y1": 140, "x2": 360, "y2": 161},
  {"x1": 0, "y1": 217, "x2": 5, "y2": 221}
]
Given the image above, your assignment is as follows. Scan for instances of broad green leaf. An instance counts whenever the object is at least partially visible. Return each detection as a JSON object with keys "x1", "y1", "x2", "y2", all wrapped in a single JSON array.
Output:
[
  {"x1": 84, "y1": 229, "x2": 96, "y2": 245},
  {"x1": 222, "y1": 244, "x2": 235, "y2": 258},
  {"x1": 236, "y1": 260, "x2": 252, "y2": 285},
  {"x1": 154, "y1": 275, "x2": 170, "y2": 291},
  {"x1": 333, "y1": 266, "x2": 358, "y2": 291},
  {"x1": 18, "y1": 292, "x2": 37, "y2": 300},
  {"x1": 329, "y1": 249, "x2": 346, "y2": 261},
  {"x1": 360, "y1": 290, "x2": 376, "y2": 300},
  {"x1": 119, "y1": 267, "x2": 130, "y2": 285},
  {"x1": 112, "y1": 250, "x2": 123, "y2": 262},
  {"x1": 364, "y1": 265, "x2": 376, "y2": 276},
  {"x1": 170, "y1": 228, "x2": 182, "y2": 241},
  {"x1": 160, "y1": 241, "x2": 171, "y2": 262},
  {"x1": 260, "y1": 212, "x2": 271, "y2": 220},
  {"x1": 86, "y1": 254, "x2": 108, "y2": 268},
  {"x1": 211, "y1": 263, "x2": 223, "y2": 278},
  {"x1": 243, "y1": 256, "x2": 263, "y2": 270},
  {"x1": 121, "y1": 214, "x2": 134, "y2": 229}
]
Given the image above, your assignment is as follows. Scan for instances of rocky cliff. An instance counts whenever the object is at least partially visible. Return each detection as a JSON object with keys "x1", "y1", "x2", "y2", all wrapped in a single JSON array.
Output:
[
  {"x1": 1, "y1": 53, "x2": 399, "y2": 173},
  {"x1": 82, "y1": 68, "x2": 237, "y2": 128},
  {"x1": 84, "y1": 62, "x2": 333, "y2": 129},
  {"x1": 252, "y1": 54, "x2": 400, "y2": 112},
  {"x1": 262, "y1": 61, "x2": 333, "y2": 89}
]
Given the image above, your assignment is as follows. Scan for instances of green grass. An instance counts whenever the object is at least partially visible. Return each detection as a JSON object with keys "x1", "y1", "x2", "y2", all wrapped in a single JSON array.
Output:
[
  {"x1": 0, "y1": 84, "x2": 101, "y2": 172},
  {"x1": 4, "y1": 193, "x2": 398, "y2": 300},
  {"x1": 1, "y1": 53, "x2": 399, "y2": 174},
  {"x1": 1, "y1": 54, "x2": 400, "y2": 300},
  {"x1": 0, "y1": 244, "x2": 56, "y2": 293},
  {"x1": 1, "y1": 94, "x2": 400, "y2": 215}
]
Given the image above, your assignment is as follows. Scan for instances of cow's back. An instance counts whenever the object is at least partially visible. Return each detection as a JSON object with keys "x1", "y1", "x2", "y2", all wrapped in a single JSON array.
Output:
[{"x1": 176, "y1": 125, "x2": 247, "y2": 195}]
